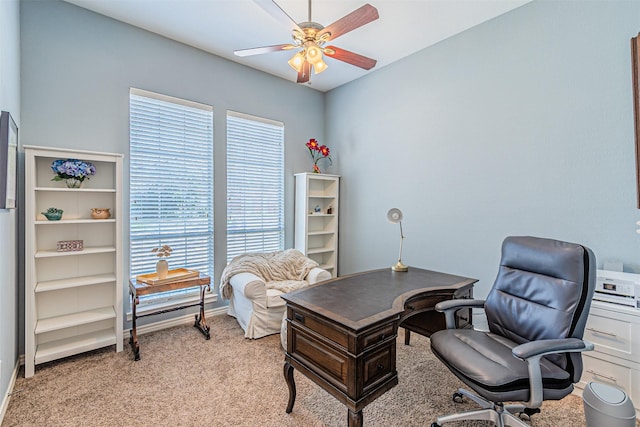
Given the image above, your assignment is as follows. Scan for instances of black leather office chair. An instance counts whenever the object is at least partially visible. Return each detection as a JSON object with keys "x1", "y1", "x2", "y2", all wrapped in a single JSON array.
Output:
[{"x1": 430, "y1": 236, "x2": 596, "y2": 427}]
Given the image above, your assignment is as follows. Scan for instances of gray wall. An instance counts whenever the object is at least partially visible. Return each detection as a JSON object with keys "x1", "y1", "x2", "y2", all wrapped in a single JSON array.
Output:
[
  {"x1": 0, "y1": 0, "x2": 20, "y2": 413},
  {"x1": 19, "y1": 0, "x2": 326, "y2": 353},
  {"x1": 326, "y1": 0, "x2": 640, "y2": 298}
]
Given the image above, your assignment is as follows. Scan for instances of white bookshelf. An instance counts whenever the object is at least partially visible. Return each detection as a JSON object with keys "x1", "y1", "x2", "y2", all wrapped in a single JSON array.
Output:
[
  {"x1": 294, "y1": 173, "x2": 339, "y2": 277},
  {"x1": 24, "y1": 146, "x2": 123, "y2": 377}
]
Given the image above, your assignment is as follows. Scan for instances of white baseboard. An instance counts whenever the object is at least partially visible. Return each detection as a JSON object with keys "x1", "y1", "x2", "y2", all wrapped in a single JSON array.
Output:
[
  {"x1": 0, "y1": 359, "x2": 20, "y2": 426},
  {"x1": 17, "y1": 307, "x2": 229, "y2": 367}
]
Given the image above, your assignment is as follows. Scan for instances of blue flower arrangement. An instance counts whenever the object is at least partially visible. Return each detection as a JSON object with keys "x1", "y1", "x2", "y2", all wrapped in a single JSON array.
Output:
[{"x1": 51, "y1": 159, "x2": 96, "y2": 182}]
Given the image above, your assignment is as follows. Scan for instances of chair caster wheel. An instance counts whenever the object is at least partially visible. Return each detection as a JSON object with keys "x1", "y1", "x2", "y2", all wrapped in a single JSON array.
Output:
[
  {"x1": 452, "y1": 392, "x2": 464, "y2": 403},
  {"x1": 520, "y1": 407, "x2": 540, "y2": 421},
  {"x1": 431, "y1": 423, "x2": 441, "y2": 427}
]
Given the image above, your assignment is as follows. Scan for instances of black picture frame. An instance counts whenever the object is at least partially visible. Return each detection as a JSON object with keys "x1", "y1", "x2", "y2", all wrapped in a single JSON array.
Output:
[{"x1": 0, "y1": 111, "x2": 18, "y2": 209}]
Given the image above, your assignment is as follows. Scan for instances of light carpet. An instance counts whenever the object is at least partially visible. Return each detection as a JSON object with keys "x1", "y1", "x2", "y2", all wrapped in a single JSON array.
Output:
[{"x1": 2, "y1": 315, "x2": 626, "y2": 427}]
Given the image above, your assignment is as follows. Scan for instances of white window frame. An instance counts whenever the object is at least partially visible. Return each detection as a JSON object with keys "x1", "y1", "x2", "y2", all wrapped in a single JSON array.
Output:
[
  {"x1": 226, "y1": 111, "x2": 284, "y2": 262},
  {"x1": 129, "y1": 88, "x2": 215, "y2": 311}
]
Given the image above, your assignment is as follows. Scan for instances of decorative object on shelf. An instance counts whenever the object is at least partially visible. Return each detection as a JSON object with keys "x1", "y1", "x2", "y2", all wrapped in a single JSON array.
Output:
[
  {"x1": 327, "y1": 206, "x2": 333, "y2": 214},
  {"x1": 56, "y1": 240, "x2": 83, "y2": 252},
  {"x1": 50, "y1": 158, "x2": 96, "y2": 188},
  {"x1": 314, "y1": 204, "x2": 321, "y2": 213},
  {"x1": 152, "y1": 244, "x2": 173, "y2": 280},
  {"x1": 0, "y1": 111, "x2": 17, "y2": 209},
  {"x1": 91, "y1": 208, "x2": 111, "y2": 219},
  {"x1": 42, "y1": 207, "x2": 63, "y2": 221},
  {"x1": 387, "y1": 208, "x2": 408, "y2": 272},
  {"x1": 306, "y1": 138, "x2": 332, "y2": 173}
]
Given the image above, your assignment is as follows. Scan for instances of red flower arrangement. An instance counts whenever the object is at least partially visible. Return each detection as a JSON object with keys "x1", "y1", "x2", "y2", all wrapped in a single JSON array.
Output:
[{"x1": 306, "y1": 138, "x2": 332, "y2": 173}]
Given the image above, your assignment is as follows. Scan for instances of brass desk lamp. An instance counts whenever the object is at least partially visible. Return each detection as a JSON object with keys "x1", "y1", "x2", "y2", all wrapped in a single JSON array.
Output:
[{"x1": 387, "y1": 208, "x2": 408, "y2": 272}]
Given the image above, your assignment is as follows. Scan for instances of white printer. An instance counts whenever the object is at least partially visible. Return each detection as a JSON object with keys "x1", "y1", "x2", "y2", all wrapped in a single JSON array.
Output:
[{"x1": 594, "y1": 269, "x2": 640, "y2": 310}]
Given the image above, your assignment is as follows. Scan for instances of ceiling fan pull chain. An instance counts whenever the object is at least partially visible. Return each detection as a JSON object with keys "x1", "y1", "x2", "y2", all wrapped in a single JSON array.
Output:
[{"x1": 308, "y1": 0, "x2": 312, "y2": 22}]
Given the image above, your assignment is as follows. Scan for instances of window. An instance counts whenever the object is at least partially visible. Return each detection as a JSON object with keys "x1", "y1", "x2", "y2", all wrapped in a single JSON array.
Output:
[
  {"x1": 129, "y1": 88, "x2": 214, "y2": 304},
  {"x1": 226, "y1": 111, "x2": 284, "y2": 262}
]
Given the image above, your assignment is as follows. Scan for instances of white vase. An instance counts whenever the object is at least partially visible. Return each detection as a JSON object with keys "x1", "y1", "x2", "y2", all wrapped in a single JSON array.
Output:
[{"x1": 156, "y1": 259, "x2": 168, "y2": 279}]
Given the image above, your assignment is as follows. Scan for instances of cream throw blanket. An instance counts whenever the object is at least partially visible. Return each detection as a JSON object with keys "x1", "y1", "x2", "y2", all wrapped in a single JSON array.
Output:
[{"x1": 220, "y1": 249, "x2": 319, "y2": 299}]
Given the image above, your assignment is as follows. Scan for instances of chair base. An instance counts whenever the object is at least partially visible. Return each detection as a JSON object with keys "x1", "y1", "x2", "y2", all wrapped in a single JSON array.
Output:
[{"x1": 432, "y1": 388, "x2": 531, "y2": 427}]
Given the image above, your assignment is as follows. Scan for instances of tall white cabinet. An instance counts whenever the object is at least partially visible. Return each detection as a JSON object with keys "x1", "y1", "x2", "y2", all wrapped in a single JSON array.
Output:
[
  {"x1": 25, "y1": 146, "x2": 123, "y2": 377},
  {"x1": 294, "y1": 173, "x2": 339, "y2": 278}
]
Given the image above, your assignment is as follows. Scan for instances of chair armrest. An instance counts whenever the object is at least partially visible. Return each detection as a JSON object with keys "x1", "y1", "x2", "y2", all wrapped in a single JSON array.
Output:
[
  {"x1": 229, "y1": 272, "x2": 266, "y2": 300},
  {"x1": 306, "y1": 267, "x2": 331, "y2": 285},
  {"x1": 512, "y1": 338, "x2": 594, "y2": 360},
  {"x1": 511, "y1": 338, "x2": 594, "y2": 408},
  {"x1": 435, "y1": 299, "x2": 485, "y2": 329}
]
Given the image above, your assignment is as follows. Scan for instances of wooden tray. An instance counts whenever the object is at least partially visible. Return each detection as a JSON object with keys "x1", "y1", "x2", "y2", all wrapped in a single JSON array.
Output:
[{"x1": 136, "y1": 268, "x2": 199, "y2": 285}]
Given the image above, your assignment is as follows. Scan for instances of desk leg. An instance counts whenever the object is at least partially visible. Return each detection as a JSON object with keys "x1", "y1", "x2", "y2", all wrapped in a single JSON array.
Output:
[
  {"x1": 283, "y1": 361, "x2": 296, "y2": 413},
  {"x1": 129, "y1": 295, "x2": 141, "y2": 361},
  {"x1": 194, "y1": 284, "x2": 211, "y2": 339},
  {"x1": 348, "y1": 409, "x2": 363, "y2": 427},
  {"x1": 404, "y1": 328, "x2": 411, "y2": 345}
]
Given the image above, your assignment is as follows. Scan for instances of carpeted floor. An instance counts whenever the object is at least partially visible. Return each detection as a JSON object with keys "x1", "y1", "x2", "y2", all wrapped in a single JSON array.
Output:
[{"x1": 2, "y1": 315, "x2": 630, "y2": 427}]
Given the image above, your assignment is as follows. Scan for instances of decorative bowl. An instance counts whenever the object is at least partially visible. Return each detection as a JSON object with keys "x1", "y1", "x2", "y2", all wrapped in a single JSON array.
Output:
[
  {"x1": 91, "y1": 208, "x2": 111, "y2": 219},
  {"x1": 42, "y1": 210, "x2": 63, "y2": 221}
]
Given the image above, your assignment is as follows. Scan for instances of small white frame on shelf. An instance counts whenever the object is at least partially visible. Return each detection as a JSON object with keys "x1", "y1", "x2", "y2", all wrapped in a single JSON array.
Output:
[{"x1": 24, "y1": 145, "x2": 123, "y2": 377}]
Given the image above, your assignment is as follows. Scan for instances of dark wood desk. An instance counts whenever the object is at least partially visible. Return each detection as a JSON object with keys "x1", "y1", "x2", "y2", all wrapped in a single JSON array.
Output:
[{"x1": 281, "y1": 268, "x2": 476, "y2": 427}]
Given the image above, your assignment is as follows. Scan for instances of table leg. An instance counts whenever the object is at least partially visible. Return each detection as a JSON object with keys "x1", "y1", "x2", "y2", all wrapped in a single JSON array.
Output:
[
  {"x1": 348, "y1": 409, "x2": 363, "y2": 427},
  {"x1": 130, "y1": 295, "x2": 141, "y2": 361},
  {"x1": 404, "y1": 328, "x2": 411, "y2": 345},
  {"x1": 284, "y1": 361, "x2": 296, "y2": 413},
  {"x1": 193, "y1": 284, "x2": 211, "y2": 339}
]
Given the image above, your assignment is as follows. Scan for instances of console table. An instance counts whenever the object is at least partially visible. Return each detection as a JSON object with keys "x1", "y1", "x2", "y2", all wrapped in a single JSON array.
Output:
[
  {"x1": 129, "y1": 273, "x2": 211, "y2": 361},
  {"x1": 281, "y1": 267, "x2": 476, "y2": 427}
]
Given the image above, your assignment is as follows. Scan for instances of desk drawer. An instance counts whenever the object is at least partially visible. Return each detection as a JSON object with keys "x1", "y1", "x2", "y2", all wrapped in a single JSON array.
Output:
[
  {"x1": 360, "y1": 323, "x2": 396, "y2": 351},
  {"x1": 290, "y1": 326, "x2": 348, "y2": 391},
  {"x1": 585, "y1": 312, "x2": 633, "y2": 358},
  {"x1": 580, "y1": 353, "x2": 632, "y2": 394},
  {"x1": 362, "y1": 342, "x2": 394, "y2": 392},
  {"x1": 404, "y1": 294, "x2": 447, "y2": 313},
  {"x1": 290, "y1": 307, "x2": 349, "y2": 349}
]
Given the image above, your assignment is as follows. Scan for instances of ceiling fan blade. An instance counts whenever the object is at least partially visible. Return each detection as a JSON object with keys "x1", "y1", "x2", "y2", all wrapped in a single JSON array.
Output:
[
  {"x1": 253, "y1": 0, "x2": 303, "y2": 34},
  {"x1": 324, "y1": 46, "x2": 377, "y2": 70},
  {"x1": 234, "y1": 44, "x2": 296, "y2": 57},
  {"x1": 297, "y1": 61, "x2": 311, "y2": 83},
  {"x1": 318, "y1": 4, "x2": 379, "y2": 42}
]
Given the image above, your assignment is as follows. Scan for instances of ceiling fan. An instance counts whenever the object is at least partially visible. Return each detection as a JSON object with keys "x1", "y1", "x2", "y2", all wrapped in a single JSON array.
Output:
[{"x1": 235, "y1": 0, "x2": 379, "y2": 84}]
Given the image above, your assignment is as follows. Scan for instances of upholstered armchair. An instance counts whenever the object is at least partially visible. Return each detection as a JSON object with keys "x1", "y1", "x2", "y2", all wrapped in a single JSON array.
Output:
[
  {"x1": 220, "y1": 249, "x2": 331, "y2": 339},
  {"x1": 429, "y1": 236, "x2": 596, "y2": 427}
]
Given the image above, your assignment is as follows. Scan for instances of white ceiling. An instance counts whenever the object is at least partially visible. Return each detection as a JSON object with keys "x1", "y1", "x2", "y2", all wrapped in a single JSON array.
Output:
[{"x1": 64, "y1": 0, "x2": 532, "y2": 92}]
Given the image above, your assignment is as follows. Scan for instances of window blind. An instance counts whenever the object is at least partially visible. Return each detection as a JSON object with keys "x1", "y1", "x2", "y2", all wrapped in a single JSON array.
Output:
[
  {"x1": 130, "y1": 89, "x2": 214, "y2": 300},
  {"x1": 226, "y1": 111, "x2": 284, "y2": 262}
]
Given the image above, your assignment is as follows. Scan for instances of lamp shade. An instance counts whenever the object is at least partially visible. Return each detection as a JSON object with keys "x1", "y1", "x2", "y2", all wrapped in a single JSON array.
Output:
[
  {"x1": 288, "y1": 51, "x2": 305, "y2": 72},
  {"x1": 387, "y1": 208, "x2": 403, "y2": 224},
  {"x1": 306, "y1": 44, "x2": 323, "y2": 65},
  {"x1": 313, "y1": 58, "x2": 328, "y2": 74}
]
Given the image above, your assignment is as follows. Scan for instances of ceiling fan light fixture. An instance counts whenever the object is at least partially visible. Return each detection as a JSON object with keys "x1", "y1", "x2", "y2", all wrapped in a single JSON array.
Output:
[
  {"x1": 313, "y1": 58, "x2": 327, "y2": 74},
  {"x1": 306, "y1": 44, "x2": 322, "y2": 63},
  {"x1": 238, "y1": 1, "x2": 379, "y2": 83},
  {"x1": 288, "y1": 51, "x2": 305, "y2": 72}
]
